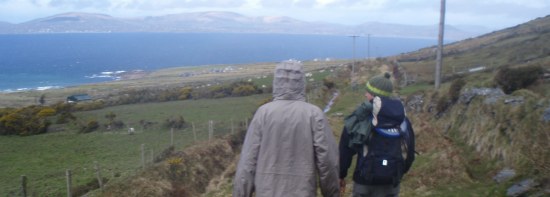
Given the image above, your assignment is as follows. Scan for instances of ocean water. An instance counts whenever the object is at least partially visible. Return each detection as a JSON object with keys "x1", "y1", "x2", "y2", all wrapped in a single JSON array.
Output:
[{"x1": 0, "y1": 33, "x2": 436, "y2": 92}]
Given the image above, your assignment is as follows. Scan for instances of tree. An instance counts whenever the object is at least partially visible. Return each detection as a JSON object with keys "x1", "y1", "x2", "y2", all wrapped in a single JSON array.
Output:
[
  {"x1": 39, "y1": 94, "x2": 46, "y2": 105},
  {"x1": 105, "y1": 112, "x2": 116, "y2": 122}
]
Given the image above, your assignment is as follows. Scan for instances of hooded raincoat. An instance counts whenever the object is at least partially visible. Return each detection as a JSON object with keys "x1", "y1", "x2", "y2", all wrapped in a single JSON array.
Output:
[{"x1": 233, "y1": 61, "x2": 340, "y2": 197}]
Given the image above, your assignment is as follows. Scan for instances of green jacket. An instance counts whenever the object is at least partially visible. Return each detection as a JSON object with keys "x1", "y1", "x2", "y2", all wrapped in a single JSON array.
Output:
[{"x1": 344, "y1": 101, "x2": 373, "y2": 148}]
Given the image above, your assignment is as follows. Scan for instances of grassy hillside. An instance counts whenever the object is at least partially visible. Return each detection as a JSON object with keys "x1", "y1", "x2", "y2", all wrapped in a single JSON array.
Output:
[
  {"x1": 0, "y1": 95, "x2": 269, "y2": 196},
  {"x1": 395, "y1": 15, "x2": 550, "y2": 83},
  {"x1": 1, "y1": 15, "x2": 549, "y2": 197},
  {"x1": 201, "y1": 15, "x2": 550, "y2": 196}
]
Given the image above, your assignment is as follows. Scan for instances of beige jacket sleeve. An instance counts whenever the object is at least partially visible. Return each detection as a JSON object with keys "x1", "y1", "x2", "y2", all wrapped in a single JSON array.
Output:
[
  {"x1": 313, "y1": 112, "x2": 340, "y2": 197},
  {"x1": 232, "y1": 114, "x2": 262, "y2": 197}
]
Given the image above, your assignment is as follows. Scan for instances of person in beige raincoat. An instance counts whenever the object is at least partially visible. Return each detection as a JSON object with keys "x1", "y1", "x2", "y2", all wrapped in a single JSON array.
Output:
[{"x1": 233, "y1": 60, "x2": 340, "y2": 197}]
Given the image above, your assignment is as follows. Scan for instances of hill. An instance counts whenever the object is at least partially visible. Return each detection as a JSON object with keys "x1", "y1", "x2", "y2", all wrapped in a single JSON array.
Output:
[
  {"x1": 0, "y1": 11, "x2": 479, "y2": 40},
  {"x1": 1, "y1": 14, "x2": 549, "y2": 197},
  {"x1": 395, "y1": 15, "x2": 550, "y2": 82},
  {"x1": 86, "y1": 14, "x2": 550, "y2": 196}
]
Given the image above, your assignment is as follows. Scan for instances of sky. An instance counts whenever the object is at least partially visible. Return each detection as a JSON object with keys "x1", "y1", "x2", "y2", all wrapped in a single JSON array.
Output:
[{"x1": 0, "y1": 0, "x2": 548, "y2": 31}]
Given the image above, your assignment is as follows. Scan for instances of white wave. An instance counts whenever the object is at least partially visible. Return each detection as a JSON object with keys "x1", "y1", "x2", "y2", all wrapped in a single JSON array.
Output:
[
  {"x1": 17, "y1": 88, "x2": 31, "y2": 91},
  {"x1": 86, "y1": 74, "x2": 114, "y2": 78},
  {"x1": 1, "y1": 86, "x2": 63, "y2": 93},
  {"x1": 88, "y1": 70, "x2": 127, "y2": 79},
  {"x1": 36, "y1": 86, "x2": 62, "y2": 91}
]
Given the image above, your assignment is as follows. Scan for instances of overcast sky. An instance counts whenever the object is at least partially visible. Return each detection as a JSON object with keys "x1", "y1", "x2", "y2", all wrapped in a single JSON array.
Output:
[{"x1": 0, "y1": 0, "x2": 548, "y2": 31}]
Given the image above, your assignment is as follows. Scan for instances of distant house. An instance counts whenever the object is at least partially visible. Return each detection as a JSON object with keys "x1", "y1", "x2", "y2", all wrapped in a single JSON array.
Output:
[{"x1": 66, "y1": 94, "x2": 92, "y2": 103}]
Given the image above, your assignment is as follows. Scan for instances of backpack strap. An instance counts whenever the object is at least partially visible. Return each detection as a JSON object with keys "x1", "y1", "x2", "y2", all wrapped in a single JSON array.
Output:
[
  {"x1": 374, "y1": 127, "x2": 401, "y2": 138},
  {"x1": 401, "y1": 118, "x2": 416, "y2": 174}
]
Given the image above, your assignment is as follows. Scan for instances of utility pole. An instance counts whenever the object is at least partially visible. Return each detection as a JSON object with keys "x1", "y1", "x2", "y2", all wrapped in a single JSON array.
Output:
[
  {"x1": 349, "y1": 35, "x2": 359, "y2": 91},
  {"x1": 435, "y1": 0, "x2": 446, "y2": 89},
  {"x1": 367, "y1": 34, "x2": 371, "y2": 60}
]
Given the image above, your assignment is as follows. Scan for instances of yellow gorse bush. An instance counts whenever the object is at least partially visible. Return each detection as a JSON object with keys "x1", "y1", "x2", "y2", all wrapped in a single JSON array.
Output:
[{"x1": 167, "y1": 157, "x2": 183, "y2": 166}]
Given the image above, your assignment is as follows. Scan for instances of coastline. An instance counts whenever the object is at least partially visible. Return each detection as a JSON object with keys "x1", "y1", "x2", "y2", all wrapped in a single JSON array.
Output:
[{"x1": 0, "y1": 59, "x2": 348, "y2": 108}]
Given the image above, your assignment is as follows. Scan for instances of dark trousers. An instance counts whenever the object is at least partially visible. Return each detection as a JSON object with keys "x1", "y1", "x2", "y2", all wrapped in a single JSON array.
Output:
[{"x1": 352, "y1": 182, "x2": 400, "y2": 197}]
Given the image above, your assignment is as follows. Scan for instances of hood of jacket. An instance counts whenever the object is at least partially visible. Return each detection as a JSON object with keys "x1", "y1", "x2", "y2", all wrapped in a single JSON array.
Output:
[{"x1": 272, "y1": 60, "x2": 306, "y2": 101}]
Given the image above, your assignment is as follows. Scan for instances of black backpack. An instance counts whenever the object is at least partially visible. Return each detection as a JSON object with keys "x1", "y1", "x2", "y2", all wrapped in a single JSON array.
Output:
[{"x1": 357, "y1": 97, "x2": 415, "y2": 186}]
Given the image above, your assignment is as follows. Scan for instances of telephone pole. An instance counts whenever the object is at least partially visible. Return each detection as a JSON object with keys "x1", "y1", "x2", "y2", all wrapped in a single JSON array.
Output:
[
  {"x1": 435, "y1": 0, "x2": 446, "y2": 89},
  {"x1": 367, "y1": 34, "x2": 371, "y2": 60},
  {"x1": 349, "y1": 35, "x2": 359, "y2": 91}
]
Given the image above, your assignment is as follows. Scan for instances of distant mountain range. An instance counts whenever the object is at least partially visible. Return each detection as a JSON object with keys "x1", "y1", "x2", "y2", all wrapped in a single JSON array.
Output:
[{"x1": 0, "y1": 11, "x2": 488, "y2": 40}]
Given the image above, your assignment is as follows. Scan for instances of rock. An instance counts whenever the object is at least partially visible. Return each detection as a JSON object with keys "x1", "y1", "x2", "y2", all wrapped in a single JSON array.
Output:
[
  {"x1": 543, "y1": 107, "x2": 550, "y2": 122},
  {"x1": 504, "y1": 97, "x2": 524, "y2": 105},
  {"x1": 459, "y1": 88, "x2": 505, "y2": 105},
  {"x1": 493, "y1": 168, "x2": 516, "y2": 183},
  {"x1": 507, "y1": 179, "x2": 538, "y2": 197},
  {"x1": 406, "y1": 94, "x2": 424, "y2": 113}
]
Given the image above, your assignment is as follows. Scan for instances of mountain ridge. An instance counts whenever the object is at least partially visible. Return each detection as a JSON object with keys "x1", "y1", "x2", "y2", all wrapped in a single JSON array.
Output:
[{"x1": 1, "y1": 11, "x2": 482, "y2": 40}]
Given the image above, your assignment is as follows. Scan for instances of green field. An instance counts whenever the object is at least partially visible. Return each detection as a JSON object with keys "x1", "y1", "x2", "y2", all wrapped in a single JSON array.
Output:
[
  {"x1": 2, "y1": 17, "x2": 550, "y2": 196},
  {"x1": 0, "y1": 59, "x2": 342, "y2": 196},
  {"x1": 0, "y1": 94, "x2": 270, "y2": 196}
]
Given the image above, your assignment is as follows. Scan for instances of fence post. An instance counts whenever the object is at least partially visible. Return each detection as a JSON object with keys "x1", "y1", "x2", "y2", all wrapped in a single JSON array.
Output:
[
  {"x1": 94, "y1": 161, "x2": 104, "y2": 190},
  {"x1": 208, "y1": 120, "x2": 213, "y2": 141},
  {"x1": 231, "y1": 119, "x2": 234, "y2": 135},
  {"x1": 150, "y1": 149, "x2": 154, "y2": 164},
  {"x1": 21, "y1": 175, "x2": 27, "y2": 197},
  {"x1": 170, "y1": 128, "x2": 174, "y2": 147},
  {"x1": 192, "y1": 122, "x2": 196, "y2": 142},
  {"x1": 141, "y1": 144, "x2": 145, "y2": 170},
  {"x1": 66, "y1": 169, "x2": 72, "y2": 197}
]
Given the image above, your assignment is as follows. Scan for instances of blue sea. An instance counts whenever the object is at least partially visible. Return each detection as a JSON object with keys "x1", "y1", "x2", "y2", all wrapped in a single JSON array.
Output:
[{"x1": 0, "y1": 33, "x2": 436, "y2": 92}]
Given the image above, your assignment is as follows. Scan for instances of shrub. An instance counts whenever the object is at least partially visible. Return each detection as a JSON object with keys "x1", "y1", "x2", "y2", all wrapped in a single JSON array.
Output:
[
  {"x1": 232, "y1": 84, "x2": 256, "y2": 96},
  {"x1": 323, "y1": 78, "x2": 336, "y2": 89},
  {"x1": 56, "y1": 112, "x2": 76, "y2": 124},
  {"x1": 139, "y1": 120, "x2": 156, "y2": 130},
  {"x1": 73, "y1": 100, "x2": 105, "y2": 111},
  {"x1": 71, "y1": 178, "x2": 108, "y2": 197},
  {"x1": 494, "y1": 65, "x2": 544, "y2": 94},
  {"x1": 80, "y1": 120, "x2": 99, "y2": 133},
  {"x1": 37, "y1": 107, "x2": 56, "y2": 117},
  {"x1": 0, "y1": 106, "x2": 51, "y2": 136},
  {"x1": 51, "y1": 101, "x2": 74, "y2": 114},
  {"x1": 179, "y1": 87, "x2": 193, "y2": 100},
  {"x1": 449, "y1": 78, "x2": 466, "y2": 103},
  {"x1": 106, "y1": 120, "x2": 125, "y2": 130},
  {"x1": 167, "y1": 157, "x2": 184, "y2": 181},
  {"x1": 105, "y1": 112, "x2": 116, "y2": 122},
  {"x1": 163, "y1": 116, "x2": 187, "y2": 129},
  {"x1": 435, "y1": 94, "x2": 451, "y2": 117}
]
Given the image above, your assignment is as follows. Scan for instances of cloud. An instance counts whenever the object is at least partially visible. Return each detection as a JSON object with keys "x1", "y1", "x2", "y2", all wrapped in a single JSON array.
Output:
[
  {"x1": 48, "y1": 0, "x2": 111, "y2": 9},
  {"x1": 0, "y1": 0, "x2": 548, "y2": 29}
]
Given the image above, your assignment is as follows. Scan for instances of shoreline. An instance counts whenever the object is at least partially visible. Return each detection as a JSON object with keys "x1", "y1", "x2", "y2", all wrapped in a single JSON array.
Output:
[{"x1": 0, "y1": 59, "x2": 349, "y2": 108}]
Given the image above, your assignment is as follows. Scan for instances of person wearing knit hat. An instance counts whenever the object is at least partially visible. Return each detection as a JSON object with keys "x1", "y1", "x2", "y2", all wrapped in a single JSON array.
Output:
[
  {"x1": 366, "y1": 72, "x2": 393, "y2": 97},
  {"x1": 338, "y1": 72, "x2": 416, "y2": 197}
]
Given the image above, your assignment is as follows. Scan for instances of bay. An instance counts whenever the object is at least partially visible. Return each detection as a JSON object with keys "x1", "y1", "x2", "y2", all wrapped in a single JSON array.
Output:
[{"x1": 0, "y1": 33, "x2": 436, "y2": 92}]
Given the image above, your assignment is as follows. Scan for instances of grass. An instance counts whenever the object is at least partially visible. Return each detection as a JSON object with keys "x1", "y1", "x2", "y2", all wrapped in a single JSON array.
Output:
[
  {"x1": 2, "y1": 17, "x2": 550, "y2": 195},
  {"x1": 0, "y1": 59, "x2": 350, "y2": 108},
  {"x1": 398, "y1": 82, "x2": 432, "y2": 96},
  {"x1": 0, "y1": 94, "x2": 270, "y2": 196}
]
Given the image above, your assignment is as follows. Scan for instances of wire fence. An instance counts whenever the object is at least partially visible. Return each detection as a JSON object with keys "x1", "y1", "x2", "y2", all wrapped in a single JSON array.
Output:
[{"x1": 6, "y1": 118, "x2": 249, "y2": 197}]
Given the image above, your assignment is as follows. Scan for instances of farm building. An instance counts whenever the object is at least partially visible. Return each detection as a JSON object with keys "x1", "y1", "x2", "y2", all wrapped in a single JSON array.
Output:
[{"x1": 66, "y1": 94, "x2": 92, "y2": 103}]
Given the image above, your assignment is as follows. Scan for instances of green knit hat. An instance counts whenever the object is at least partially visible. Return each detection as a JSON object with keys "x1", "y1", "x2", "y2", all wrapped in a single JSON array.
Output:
[{"x1": 366, "y1": 72, "x2": 393, "y2": 97}]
